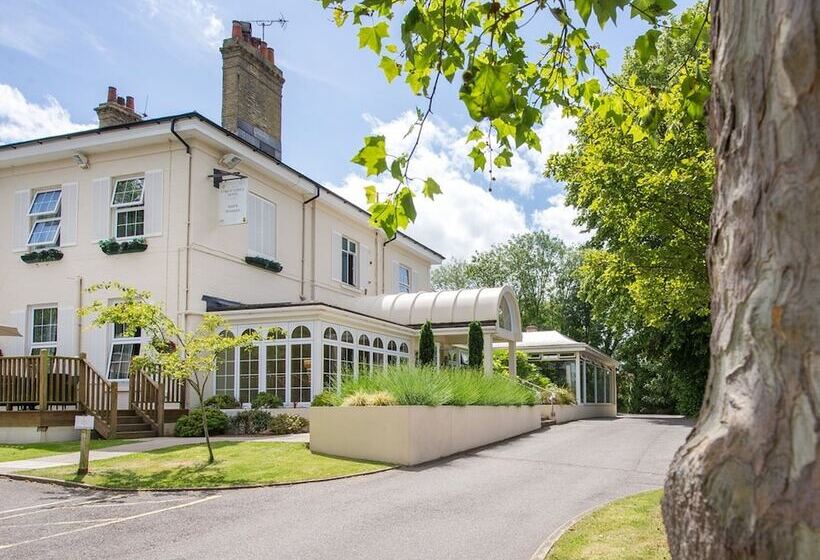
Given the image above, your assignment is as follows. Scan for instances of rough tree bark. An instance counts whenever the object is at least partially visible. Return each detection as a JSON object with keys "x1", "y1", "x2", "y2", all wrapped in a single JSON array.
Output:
[{"x1": 662, "y1": 1, "x2": 819, "y2": 558}]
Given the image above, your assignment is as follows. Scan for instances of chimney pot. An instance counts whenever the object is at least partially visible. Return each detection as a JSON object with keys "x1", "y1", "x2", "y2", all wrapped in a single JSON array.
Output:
[
  {"x1": 107, "y1": 86, "x2": 117, "y2": 102},
  {"x1": 232, "y1": 20, "x2": 242, "y2": 39},
  {"x1": 116, "y1": 96, "x2": 125, "y2": 105},
  {"x1": 125, "y1": 96, "x2": 135, "y2": 110},
  {"x1": 267, "y1": 48, "x2": 274, "y2": 63}
]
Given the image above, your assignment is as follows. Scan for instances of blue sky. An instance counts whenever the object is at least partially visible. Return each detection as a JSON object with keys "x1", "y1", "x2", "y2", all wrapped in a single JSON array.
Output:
[{"x1": 0, "y1": 0, "x2": 693, "y2": 261}]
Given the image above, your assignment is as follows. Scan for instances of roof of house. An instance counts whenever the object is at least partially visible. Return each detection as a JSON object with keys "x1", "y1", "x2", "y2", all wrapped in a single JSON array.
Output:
[
  {"x1": 494, "y1": 329, "x2": 618, "y2": 367},
  {"x1": 0, "y1": 112, "x2": 445, "y2": 262}
]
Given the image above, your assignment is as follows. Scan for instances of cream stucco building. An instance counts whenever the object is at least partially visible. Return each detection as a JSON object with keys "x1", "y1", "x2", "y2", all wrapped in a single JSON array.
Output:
[{"x1": 0, "y1": 21, "x2": 523, "y2": 409}]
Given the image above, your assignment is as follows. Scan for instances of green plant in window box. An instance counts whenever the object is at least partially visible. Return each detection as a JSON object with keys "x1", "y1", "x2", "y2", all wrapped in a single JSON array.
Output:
[
  {"x1": 20, "y1": 248, "x2": 63, "y2": 263},
  {"x1": 99, "y1": 237, "x2": 148, "y2": 255},
  {"x1": 245, "y1": 255, "x2": 283, "y2": 273}
]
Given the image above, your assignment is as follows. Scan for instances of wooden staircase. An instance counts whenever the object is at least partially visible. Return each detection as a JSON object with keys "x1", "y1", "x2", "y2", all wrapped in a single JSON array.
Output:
[{"x1": 116, "y1": 410, "x2": 157, "y2": 439}]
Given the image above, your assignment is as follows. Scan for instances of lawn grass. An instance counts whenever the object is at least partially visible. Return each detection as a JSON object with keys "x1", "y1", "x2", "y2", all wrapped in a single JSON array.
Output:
[
  {"x1": 0, "y1": 439, "x2": 133, "y2": 463},
  {"x1": 547, "y1": 489, "x2": 670, "y2": 560},
  {"x1": 20, "y1": 441, "x2": 391, "y2": 489}
]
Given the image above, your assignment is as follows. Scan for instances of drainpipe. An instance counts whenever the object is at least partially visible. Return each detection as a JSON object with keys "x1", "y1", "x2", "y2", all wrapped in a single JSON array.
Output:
[
  {"x1": 171, "y1": 118, "x2": 192, "y2": 331},
  {"x1": 300, "y1": 188, "x2": 320, "y2": 300},
  {"x1": 76, "y1": 275, "x2": 83, "y2": 356}
]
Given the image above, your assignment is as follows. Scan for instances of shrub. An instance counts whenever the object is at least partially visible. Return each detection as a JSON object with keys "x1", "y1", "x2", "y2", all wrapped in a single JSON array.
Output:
[
  {"x1": 418, "y1": 321, "x2": 435, "y2": 366},
  {"x1": 493, "y1": 349, "x2": 547, "y2": 386},
  {"x1": 251, "y1": 392, "x2": 283, "y2": 409},
  {"x1": 268, "y1": 414, "x2": 309, "y2": 435},
  {"x1": 231, "y1": 409, "x2": 272, "y2": 435},
  {"x1": 311, "y1": 391, "x2": 342, "y2": 407},
  {"x1": 174, "y1": 407, "x2": 230, "y2": 437},
  {"x1": 203, "y1": 394, "x2": 240, "y2": 409},
  {"x1": 339, "y1": 364, "x2": 536, "y2": 407},
  {"x1": 540, "y1": 385, "x2": 576, "y2": 405},
  {"x1": 467, "y1": 321, "x2": 484, "y2": 369},
  {"x1": 341, "y1": 390, "x2": 397, "y2": 406}
]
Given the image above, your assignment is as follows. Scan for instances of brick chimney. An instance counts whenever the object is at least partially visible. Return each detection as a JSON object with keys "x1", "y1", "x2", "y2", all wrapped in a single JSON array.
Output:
[
  {"x1": 220, "y1": 20, "x2": 284, "y2": 159},
  {"x1": 94, "y1": 86, "x2": 143, "y2": 128}
]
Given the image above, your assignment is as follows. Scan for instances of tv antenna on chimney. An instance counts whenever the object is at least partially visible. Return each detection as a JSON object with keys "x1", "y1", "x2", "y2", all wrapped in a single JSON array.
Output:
[{"x1": 250, "y1": 16, "x2": 288, "y2": 41}]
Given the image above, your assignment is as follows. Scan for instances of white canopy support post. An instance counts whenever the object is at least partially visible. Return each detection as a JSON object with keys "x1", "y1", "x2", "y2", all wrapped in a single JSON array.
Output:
[
  {"x1": 483, "y1": 335, "x2": 494, "y2": 375},
  {"x1": 508, "y1": 340, "x2": 517, "y2": 378}
]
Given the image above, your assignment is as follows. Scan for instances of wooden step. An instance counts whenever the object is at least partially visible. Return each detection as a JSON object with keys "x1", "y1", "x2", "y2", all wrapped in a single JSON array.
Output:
[{"x1": 116, "y1": 429, "x2": 156, "y2": 439}]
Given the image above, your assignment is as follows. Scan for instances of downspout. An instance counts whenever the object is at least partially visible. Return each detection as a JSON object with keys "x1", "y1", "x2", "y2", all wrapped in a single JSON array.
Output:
[
  {"x1": 171, "y1": 118, "x2": 193, "y2": 331},
  {"x1": 76, "y1": 276, "x2": 83, "y2": 355},
  {"x1": 300, "y1": 188, "x2": 321, "y2": 300},
  {"x1": 382, "y1": 234, "x2": 397, "y2": 295}
]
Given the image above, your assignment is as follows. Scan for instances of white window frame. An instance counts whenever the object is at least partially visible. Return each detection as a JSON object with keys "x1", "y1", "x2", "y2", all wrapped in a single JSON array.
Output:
[
  {"x1": 108, "y1": 322, "x2": 142, "y2": 381},
  {"x1": 27, "y1": 218, "x2": 62, "y2": 247},
  {"x1": 29, "y1": 305, "x2": 58, "y2": 355},
  {"x1": 28, "y1": 189, "x2": 62, "y2": 217},
  {"x1": 110, "y1": 176, "x2": 145, "y2": 208},
  {"x1": 111, "y1": 175, "x2": 146, "y2": 241},
  {"x1": 341, "y1": 236, "x2": 358, "y2": 287},
  {"x1": 398, "y1": 264, "x2": 411, "y2": 293},
  {"x1": 113, "y1": 207, "x2": 145, "y2": 241}
]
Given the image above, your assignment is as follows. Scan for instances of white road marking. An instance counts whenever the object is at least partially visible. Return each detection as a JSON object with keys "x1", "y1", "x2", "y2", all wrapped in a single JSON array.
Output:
[
  {"x1": 0, "y1": 495, "x2": 125, "y2": 521},
  {"x1": 0, "y1": 518, "x2": 121, "y2": 529},
  {"x1": 0, "y1": 495, "x2": 220, "y2": 551},
  {"x1": 0, "y1": 496, "x2": 89, "y2": 515}
]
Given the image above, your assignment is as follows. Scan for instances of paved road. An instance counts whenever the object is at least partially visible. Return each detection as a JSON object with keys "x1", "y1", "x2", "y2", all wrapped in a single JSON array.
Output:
[{"x1": 0, "y1": 416, "x2": 691, "y2": 560}]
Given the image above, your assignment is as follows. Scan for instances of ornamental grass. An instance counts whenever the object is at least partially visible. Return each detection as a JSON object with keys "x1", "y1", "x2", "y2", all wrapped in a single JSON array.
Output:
[{"x1": 338, "y1": 365, "x2": 536, "y2": 407}]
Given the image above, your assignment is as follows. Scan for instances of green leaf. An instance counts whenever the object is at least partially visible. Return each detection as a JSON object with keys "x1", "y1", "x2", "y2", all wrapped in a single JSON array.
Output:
[
  {"x1": 351, "y1": 135, "x2": 388, "y2": 176},
  {"x1": 460, "y1": 62, "x2": 517, "y2": 121},
  {"x1": 634, "y1": 29, "x2": 661, "y2": 63},
  {"x1": 379, "y1": 56, "x2": 401, "y2": 82},
  {"x1": 576, "y1": 0, "x2": 593, "y2": 24},
  {"x1": 358, "y1": 22, "x2": 389, "y2": 53},
  {"x1": 466, "y1": 126, "x2": 483, "y2": 142},
  {"x1": 422, "y1": 177, "x2": 442, "y2": 199},
  {"x1": 364, "y1": 185, "x2": 379, "y2": 205},
  {"x1": 389, "y1": 159, "x2": 404, "y2": 182},
  {"x1": 396, "y1": 187, "x2": 417, "y2": 224},
  {"x1": 468, "y1": 144, "x2": 487, "y2": 171}
]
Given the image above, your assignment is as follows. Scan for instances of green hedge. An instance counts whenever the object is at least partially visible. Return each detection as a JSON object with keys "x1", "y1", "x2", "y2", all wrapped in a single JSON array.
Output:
[{"x1": 174, "y1": 407, "x2": 230, "y2": 437}]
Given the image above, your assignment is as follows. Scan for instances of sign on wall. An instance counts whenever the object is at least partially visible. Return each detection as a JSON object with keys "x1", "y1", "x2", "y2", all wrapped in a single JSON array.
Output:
[{"x1": 218, "y1": 178, "x2": 248, "y2": 225}]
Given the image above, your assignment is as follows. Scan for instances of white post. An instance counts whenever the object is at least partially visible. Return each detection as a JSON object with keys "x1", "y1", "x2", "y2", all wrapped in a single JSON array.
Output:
[
  {"x1": 483, "y1": 335, "x2": 494, "y2": 375},
  {"x1": 507, "y1": 340, "x2": 517, "y2": 378},
  {"x1": 575, "y1": 352, "x2": 582, "y2": 404}
]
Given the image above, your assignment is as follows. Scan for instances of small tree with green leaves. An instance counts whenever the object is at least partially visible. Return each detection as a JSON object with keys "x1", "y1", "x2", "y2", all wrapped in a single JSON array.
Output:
[
  {"x1": 418, "y1": 321, "x2": 435, "y2": 366},
  {"x1": 79, "y1": 282, "x2": 257, "y2": 463},
  {"x1": 467, "y1": 321, "x2": 483, "y2": 369}
]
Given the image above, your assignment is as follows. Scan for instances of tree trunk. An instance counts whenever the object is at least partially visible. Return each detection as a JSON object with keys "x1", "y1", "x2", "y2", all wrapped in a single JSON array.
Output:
[{"x1": 662, "y1": 1, "x2": 819, "y2": 558}]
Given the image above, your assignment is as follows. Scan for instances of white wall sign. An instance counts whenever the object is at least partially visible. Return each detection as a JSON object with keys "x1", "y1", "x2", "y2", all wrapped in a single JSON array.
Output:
[
  {"x1": 74, "y1": 415, "x2": 95, "y2": 430},
  {"x1": 218, "y1": 178, "x2": 248, "y2": 225}
]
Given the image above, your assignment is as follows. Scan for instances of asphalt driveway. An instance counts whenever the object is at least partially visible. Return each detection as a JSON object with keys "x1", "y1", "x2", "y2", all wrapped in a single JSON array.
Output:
[{"x1": 0, "y1": 415, "x2": 692, "y2": 560}]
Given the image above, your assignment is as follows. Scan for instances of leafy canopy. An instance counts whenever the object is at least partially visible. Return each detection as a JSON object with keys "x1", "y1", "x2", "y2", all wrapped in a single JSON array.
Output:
[{"x1": 320, "y1": 0, "x2": 710, "y2": 237}]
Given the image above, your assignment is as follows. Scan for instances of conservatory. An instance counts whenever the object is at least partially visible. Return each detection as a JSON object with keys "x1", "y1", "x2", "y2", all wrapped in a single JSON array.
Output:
[{"x1": 204, "y1": 287, "x2": 523, "y2": 406}]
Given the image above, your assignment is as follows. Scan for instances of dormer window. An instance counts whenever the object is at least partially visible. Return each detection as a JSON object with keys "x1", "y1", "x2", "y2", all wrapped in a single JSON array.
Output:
[
  {"x1": 398, "y1": 264, "x2": 411, "y2": 293},
  {"x1": 111, "y1": 176, "x2": 145, "y2": 240},
  {"x1": 27, "y1": 188, "x2": 62, "y2": 247}
]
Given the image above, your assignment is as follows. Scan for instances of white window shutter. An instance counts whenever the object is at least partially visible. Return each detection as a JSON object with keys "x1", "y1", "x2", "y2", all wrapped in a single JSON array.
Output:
[
  {"x1": 56, "y1": 306, "x2": 78, "y2": 356},
  {"x1": 143, "y1": 169, "x2": 164, "y2": 237},
  {"x1": 331, "y1": 232, "x2": 343, "y2": 282},
  {"x1": 264, "y1": 198, "x2": 276, "y2": 260},
  {"x1": 5, "y1": 310, "x2": 26, "y2": 355},
  {"x1": 59, "y1": 182, "x2": 79, "y2": 247},
  {"x1": 392, "y1": 261, "x2": 400, "y2": 293},
  {"x1": 413, "y1": 269, "x2": 421, "y2": 292},
  {"x1": 12, "y1": 189, "x2": 30, "y2": 252},
  {"x1": 85, "y1": 324, "x2": 108, "y2": 376},
  {"x1": 91, "y1": 177, "x2": 111, "y2": 241},
  {"x1": 247, "y1": 191, "x2": 262, "y2": 257},
  {"x1": 360, "y1": 245, "x2": 371, "y2": 290}
]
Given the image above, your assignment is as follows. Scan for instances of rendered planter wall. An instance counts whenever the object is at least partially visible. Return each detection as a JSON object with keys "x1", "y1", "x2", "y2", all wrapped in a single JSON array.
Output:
[
  {"x1": 536, "y1": 403, "x2": 617, "y2": 424},
  {"x1": 311, "y1": 405, "x2": 540, "y2": 466}
]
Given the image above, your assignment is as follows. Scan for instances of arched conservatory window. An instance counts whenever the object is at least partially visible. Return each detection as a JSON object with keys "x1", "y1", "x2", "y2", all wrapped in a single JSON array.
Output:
[
  {"x1": 399, "y1": 342, "x2": 409, "y2": 364},
  {"x1": 341, "y1": 330, "x2": 354, "y2": 343},
  {"x1": 323, "y1": 327, "x2": 339, "y2": 391},
  {"x1": 323, "y1": 327, "x2": 337, "y2": 340},
  {"x1": 358, "y1": 334, "x2": 371, "y2": 376},
  {"x1": 291, "y1": 340, "x2": 312, "y2": 403},
  {"x1": 372, "y1": 337, "x2": 384, "y2": 369},
  {"x1": 292, "y1": 325, "x2": 311, "y2": 339},
  {"x1": 387, "y1": 340, "x2": 398, "y2": 365},
  {"x1": 498, "y1": 297, "x2": 513, "y2": 331},
  {"x1": 215, "y1": 331, "x2": 235, "y2": 396},
  {"x1": 267, "y1": 326, "x2": 287, "y2": 340},
  {"x1": 238, "y1": 329, "x2": 259, "y2": 404},
  {"x1": 265, "y1": 340, "x2": 286, "y2": 402}
]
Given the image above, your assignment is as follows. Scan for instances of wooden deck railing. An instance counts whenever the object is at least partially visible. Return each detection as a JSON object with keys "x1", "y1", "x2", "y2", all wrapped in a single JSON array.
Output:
[
  {"x1": 129, "y1": 369, "x2": 164, "y2": 432},
  {"x1": 75, "y1": 353, "x2": 118, "y2": 438},
  {"x1": 0, "y1": 355, "x2": 39, "y2": 409}
]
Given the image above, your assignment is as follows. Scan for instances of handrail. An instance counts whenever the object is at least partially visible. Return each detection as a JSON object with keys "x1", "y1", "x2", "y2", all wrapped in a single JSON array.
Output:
[
  {"x1": 76, "y1": 353, "x2": 117, "y2": 439},
  {"x1": 129, "y1": 369, "x2": 163, "y2": 432}
]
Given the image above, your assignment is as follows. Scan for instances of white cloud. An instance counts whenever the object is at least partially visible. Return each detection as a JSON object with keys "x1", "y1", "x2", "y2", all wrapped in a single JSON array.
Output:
[
  {"x1": 327, "y1": 111, "x2": 529, "y2": 260},
  {"x1": 0, "y1": 15, "x2": 59, "y2": 58},
  {"x1": 0, "y1": 84, "x2": 96, "y2": 144},
  {"x1": 531, "y1": 194, "x2": 592, "y2": 246},
  {"x1": 138, "y1": 0, "x2": 225, "y2": 50}
]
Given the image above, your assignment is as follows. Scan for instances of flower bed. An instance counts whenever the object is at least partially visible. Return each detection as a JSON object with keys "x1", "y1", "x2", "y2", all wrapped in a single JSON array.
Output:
[
  {"x1": 99, "y1": 238, "x2": 147, "y2": 255},
  {"x1": 20, "y1": 248, "x2": 63, "y2": 263}
]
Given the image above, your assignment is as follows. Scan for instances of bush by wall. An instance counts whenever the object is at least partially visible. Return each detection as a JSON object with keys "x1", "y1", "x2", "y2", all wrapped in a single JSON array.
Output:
[
  {"x1": 230, "y1": 410, "x2": 273, "y2": 434},
  {"x1": 539, "y1": 385, "x2": 577, "y2": 405},
  {"x1": 418, "y1": 321, "x2": 435, "y2": 366},
  {"x1": 311, "y1": 391, "x2": 342, "y2": 407},
  {"x1": 251, "y1": 392, "x2": 283, "y2": 409},
  {"x1": 268, "y1": 414, "x2": 309, "y2": 435},
  {"x1": 339, "y1": 365, "x2": 536, "y2": 407},
  {"x1": 203, "y1": 394, "x2": 241, "y2": 409},
  {"x1": 467, "y1": 321, "x2": 483, "y2": 369},
  {"x1": 174, "y1": 407, "x2": 230, "y2": 437}
]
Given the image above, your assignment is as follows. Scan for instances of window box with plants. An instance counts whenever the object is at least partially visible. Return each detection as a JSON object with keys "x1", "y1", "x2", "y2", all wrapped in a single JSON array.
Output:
[
  {"x1": 99, "y1": 238, "x2": 148, "y2": 255},
  {"x1": 245, "y1": 255, "x2": 283, "y2": 273},
  {"x1": 20, "y1": 248, "x2": 64, "y2": 264}
]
